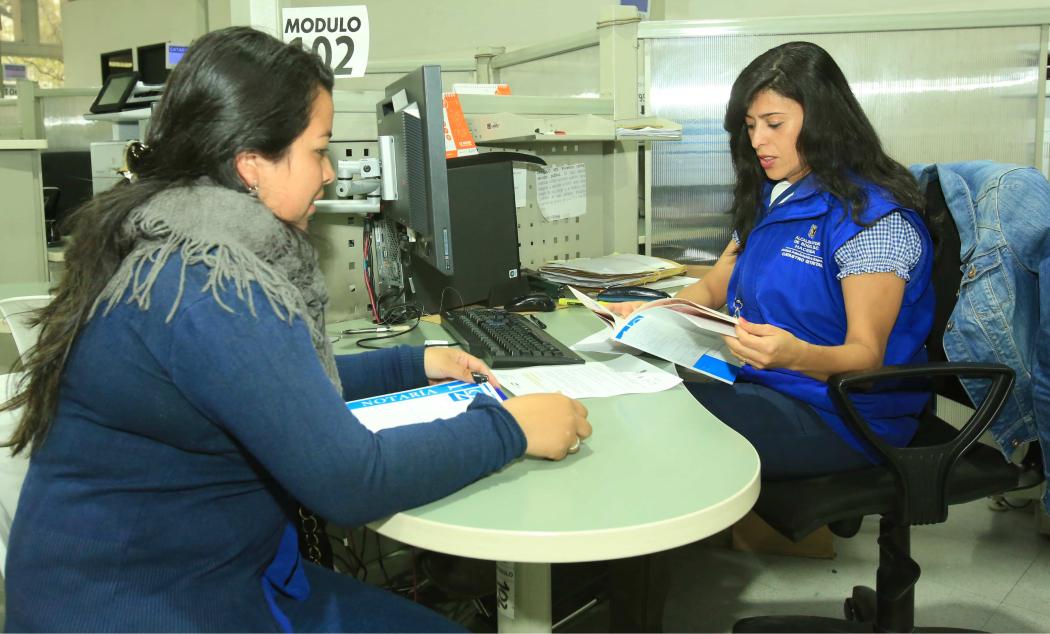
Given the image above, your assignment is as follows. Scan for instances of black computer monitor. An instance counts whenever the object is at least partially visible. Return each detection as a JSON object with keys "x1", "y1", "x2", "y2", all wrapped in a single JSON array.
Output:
[
  {"x1": 136, "y1": 42, "x2": 187, "y2": 85},
  {"x1": 376, "y1": 65, "x2": 455, "y2": 275},
  {"x1": 100, "y1": 48, "x2": 133, "y2": 83}
]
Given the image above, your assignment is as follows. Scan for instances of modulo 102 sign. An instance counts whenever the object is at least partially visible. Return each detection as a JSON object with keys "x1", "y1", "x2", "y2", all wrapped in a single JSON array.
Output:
[{"x1": 282, "y1": 6, "x2": 370, "y2": 78}]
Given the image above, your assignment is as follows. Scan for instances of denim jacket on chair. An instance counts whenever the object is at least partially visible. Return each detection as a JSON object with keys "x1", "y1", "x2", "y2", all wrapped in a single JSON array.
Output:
[{"x1": 911, "y1": 162, "x2": 1050, "y2": 511}]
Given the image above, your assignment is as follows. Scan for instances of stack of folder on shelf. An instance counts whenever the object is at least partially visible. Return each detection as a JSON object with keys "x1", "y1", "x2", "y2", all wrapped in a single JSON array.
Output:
[
  {"x1": 536, "y1": 253, "x2": 686, "y2": 290},
  {"x1": 614, "y1": 117, "x2": 683, "y2": 140}
]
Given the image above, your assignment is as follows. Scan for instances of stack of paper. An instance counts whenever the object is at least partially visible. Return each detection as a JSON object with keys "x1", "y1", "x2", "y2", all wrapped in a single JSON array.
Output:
[
  {"x1": 537, "y1": 253, "x2": 685, "y2": 289},
  {"x1": 615, "y1": 126, "x2": 682, "y2": 140},
  {"x1": 614, "y1": 117, "x2": 683, "y2": 140}
]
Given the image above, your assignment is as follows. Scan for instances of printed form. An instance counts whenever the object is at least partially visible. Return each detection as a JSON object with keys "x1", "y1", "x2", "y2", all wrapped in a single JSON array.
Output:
[
  {"x1": 346, "y1": 381, "x2": 506, "y2": 433},
  {"x1": 494, "y1": 355, "x2": 681, "y2": 399}
]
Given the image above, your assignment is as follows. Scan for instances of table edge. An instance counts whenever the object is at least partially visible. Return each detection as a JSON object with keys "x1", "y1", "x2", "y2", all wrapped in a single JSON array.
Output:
[{"x1": 370, "y1": 464, "x2": 760, "y2": 563}]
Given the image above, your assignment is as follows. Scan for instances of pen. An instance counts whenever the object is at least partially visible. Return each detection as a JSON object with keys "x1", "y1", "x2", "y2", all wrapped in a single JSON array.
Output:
[{"x1": 341, "y1": 325, "x2": 411, "y2": 335}]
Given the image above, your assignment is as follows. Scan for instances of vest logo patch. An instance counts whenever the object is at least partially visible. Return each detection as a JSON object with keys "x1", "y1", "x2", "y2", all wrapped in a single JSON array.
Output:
[{"x1": 780, "y1": 233, "x2": 823, "y2": 268}]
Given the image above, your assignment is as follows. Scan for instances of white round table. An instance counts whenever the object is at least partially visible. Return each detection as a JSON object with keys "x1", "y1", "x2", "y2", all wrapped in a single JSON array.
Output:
[{"x1": 345, "y1": 308, "x2": 761, "y2": 632}]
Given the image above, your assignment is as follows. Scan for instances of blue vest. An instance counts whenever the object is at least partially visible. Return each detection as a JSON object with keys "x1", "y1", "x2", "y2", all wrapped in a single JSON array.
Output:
[{"x1": 726, "y1": 175, "x2": 935, "y2": 461}]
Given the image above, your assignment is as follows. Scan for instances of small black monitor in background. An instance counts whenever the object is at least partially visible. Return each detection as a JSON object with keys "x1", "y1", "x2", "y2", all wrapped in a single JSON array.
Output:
[
  {"x1": 137, "y1": 42, "x2": 188, "y2": 85},
  {"x1": 89, "y1": 71, "x2": 139, "y2": 114},
  {"x1": 100, "y1": 48, "x2": 133, "y2": 84},
  {"x1": 136, "y1": 43, "x2": 167, "y2": 85},
  {"x1": 40, "y1": 150, "x2": 94, "y2": 244}
]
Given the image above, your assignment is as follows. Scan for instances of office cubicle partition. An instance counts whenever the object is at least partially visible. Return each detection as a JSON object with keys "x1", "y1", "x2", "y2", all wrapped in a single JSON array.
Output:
[
  {"x1": 317, "y1": 10, "x2": 640, "y2": 321},
  {"x1": 639, "y1": 11, "x2": 1050, "y2": 264},
  {"x1": 36, "y1": 89, "x2": 112, "y2": 150},
  {"x1": 0, "y1": 102, "x2": 20, "y2": 139}
]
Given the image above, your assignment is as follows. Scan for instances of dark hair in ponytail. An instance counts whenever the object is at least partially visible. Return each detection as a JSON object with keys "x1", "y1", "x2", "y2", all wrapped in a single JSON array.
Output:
[{"x1": 3, "y1": 27, "x2": 334, "y2": 455}]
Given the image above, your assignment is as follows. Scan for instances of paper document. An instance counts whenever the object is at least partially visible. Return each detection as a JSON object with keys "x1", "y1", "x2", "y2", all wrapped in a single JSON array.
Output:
[
  {"x1": 570, "y1": 327, "x2": 635, "y2": 355},
  {"x1": 616, "y1": 126, "x2": 682, "y2": 140},
  {"x1": 538, "y1": 253, "x2": 686, "y2": 289},
  {"x1": 614, "y1": 117, "x2": 682, "y2": 140},
  {"x1": 568, "y1": 286, "x2": 741, "y2": 384},
  {"x1": 513, "y1": 167, "x2": 527, "y2": 208},
  {"x1": 535, "y1": 163, "x2": 587, "y2": 221},
  {"x1": 644, "y1": 275, "x2": 699, "y2": 290},
  {"x1": 346, "y1": 380, "x2": 506, "y2": 433},
  {"x1": 494, "y1": 355, "x2": 681, "y2": 399}
]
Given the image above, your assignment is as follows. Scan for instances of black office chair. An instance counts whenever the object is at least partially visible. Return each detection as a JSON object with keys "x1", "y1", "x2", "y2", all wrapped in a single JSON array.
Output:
[{"x1": 733, "y1": 180, "x2": 1043, "y2": 633}]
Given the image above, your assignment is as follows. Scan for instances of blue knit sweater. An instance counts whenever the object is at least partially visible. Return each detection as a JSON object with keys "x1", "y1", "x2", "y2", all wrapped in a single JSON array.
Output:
[{"x1": 5, "y1": 256, "x2": 525, "y2": 632}]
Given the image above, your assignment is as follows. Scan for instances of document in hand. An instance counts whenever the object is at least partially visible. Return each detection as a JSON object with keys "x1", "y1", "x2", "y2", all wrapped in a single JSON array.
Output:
[
  {"x1": 346, "y1": 381, "x2": 507, "y2": 433},
  {"x1": 568, "y1": 286, "x2": 742, "y2": 384}
]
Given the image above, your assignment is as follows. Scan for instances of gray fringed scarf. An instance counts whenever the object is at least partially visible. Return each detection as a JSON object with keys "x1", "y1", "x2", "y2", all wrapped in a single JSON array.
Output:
[{"x1": 92, "y1": 181, "x2": 342, "y2": 392}]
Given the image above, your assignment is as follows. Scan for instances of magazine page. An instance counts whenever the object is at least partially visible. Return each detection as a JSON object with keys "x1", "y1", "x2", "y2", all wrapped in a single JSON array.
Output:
[
  {"x1": 633, "y1": 297, "x2": 738, "y2": 335},
  {"x1": 610, "y1": 310, "x2": 740, "y2": 384},
  {"x1": 567, "y1": 286, "x2": 620, "y2": 327}
]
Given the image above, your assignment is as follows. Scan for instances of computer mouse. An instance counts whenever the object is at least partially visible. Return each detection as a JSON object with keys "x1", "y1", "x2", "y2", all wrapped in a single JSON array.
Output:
[
  {"x1": 504, "y1": 292, "x2": 556, "y2": 312},
  {"x1": 596, "y1": 286, "x2": 671, "y2": 302}
]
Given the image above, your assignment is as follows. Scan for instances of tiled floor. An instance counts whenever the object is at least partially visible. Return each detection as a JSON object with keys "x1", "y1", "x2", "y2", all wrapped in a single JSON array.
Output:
[
  {"x1": 654, "y1": 497, "x2": 1050, "y2": 632},
  {"x1": 2, "y1": 498, "x2": 1045, "y2": 632}
]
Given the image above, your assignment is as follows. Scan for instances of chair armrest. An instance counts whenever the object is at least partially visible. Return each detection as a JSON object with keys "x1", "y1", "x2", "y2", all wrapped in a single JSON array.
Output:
[{"x1": 827, "y1": 362, "x2": 1014, "y2": 525}]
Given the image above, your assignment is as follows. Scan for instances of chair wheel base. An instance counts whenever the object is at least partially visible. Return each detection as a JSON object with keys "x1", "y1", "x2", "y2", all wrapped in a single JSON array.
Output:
[{"x1": 844, "y1": 586, "x2": 876, "y2": 622}]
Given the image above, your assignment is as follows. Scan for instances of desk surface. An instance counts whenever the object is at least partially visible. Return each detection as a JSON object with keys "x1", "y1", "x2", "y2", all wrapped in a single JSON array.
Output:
[{"x1": 334, "y1": 307, "x2": 760, "y2": 564}]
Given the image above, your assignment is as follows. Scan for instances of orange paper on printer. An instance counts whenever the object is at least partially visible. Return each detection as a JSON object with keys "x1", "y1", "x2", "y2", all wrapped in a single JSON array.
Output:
[{"x1": 568, "y1": 286, "x2": 741, "y2": 384}]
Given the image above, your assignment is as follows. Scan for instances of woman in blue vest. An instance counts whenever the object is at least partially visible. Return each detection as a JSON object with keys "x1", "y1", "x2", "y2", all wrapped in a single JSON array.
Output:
[{"x1": 617, "y1": 41, "x2": 934, "y2": 479}]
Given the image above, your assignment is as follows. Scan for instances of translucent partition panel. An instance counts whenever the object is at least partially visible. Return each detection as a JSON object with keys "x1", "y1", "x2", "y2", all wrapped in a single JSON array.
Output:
[
  {"x1": 648, "y1": 26, "x2": 1043, "y2": 264},
  {"x1": 40, "y1": 94, "x2": 112, "y2": 150},
  {"x1": 499, "y1": 46, "x2": 600, "y2": 98}
]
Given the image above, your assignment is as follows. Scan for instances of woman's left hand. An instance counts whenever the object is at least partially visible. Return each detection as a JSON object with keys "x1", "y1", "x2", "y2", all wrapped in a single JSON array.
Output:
[
  {"x1": 723, "y1": 317, "x2": 807, "y2": 371},
  {"x1": 424, "y1": 347, "x2": 501, "y2": 388}
]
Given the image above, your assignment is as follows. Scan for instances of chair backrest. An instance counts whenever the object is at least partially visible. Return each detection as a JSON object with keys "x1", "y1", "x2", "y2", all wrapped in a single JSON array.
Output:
[
  {"x1": 0, "y1": 295, "x2": 53, "y2": 359},
  {"x1": 920, "y1": 180, "x2": 972, "y2": 407}
]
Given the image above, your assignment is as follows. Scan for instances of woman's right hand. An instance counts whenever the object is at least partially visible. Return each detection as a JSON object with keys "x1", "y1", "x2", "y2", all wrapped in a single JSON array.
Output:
[
  {"x1": 605, "y1": 301, "x2": 646, "y2": 317},
  {"x1": 503, "y1": 393, "x2": 592, "y2": 460}
]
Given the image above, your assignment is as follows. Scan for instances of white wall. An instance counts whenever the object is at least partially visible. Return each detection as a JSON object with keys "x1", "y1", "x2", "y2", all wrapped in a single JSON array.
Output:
[
  {"x1": 61, "y1": 0, "x2": 208, "y2": 88},
  {"x1": 664, "y1": 0, "x2": 1050, "y2": 19},
  {"x1": 61, "y1": 0, "x2": 618, "y2": 89},
  {"x1": 283, "y1": 0, "x2": 617, "y2": 60},
  {"x1": 58, "y1": 0, "x2": 1050, "y2": 90}
]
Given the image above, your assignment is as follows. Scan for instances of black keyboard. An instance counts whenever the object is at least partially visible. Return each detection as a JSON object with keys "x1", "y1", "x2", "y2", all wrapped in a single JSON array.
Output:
[{"x1": 441, "y1": 308, "x2": 585, "y2": 368}]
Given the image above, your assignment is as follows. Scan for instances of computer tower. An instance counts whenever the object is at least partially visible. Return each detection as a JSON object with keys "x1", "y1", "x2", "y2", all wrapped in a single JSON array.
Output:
[{"x1": 404, "y1": 159, "x2": 528, "y2": 313}]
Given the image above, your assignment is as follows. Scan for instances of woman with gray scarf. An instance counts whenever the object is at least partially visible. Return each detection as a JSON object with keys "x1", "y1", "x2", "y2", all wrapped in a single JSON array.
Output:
[{"x1": 1, "y1": 27, "x2": 590, "y2": 632}]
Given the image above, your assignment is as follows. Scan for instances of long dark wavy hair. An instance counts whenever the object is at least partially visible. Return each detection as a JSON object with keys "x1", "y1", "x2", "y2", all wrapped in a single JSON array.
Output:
[
  {"x1": 724, "y1": 41, "x2": 923, "y2": 248},
  {"x1": 2, "y1": 27, "x2": 334, "y2": 455}
]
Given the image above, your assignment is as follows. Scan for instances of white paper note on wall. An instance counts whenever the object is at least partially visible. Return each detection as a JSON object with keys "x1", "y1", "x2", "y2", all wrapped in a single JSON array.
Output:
[
  {"x1": 513, "y1": 167, "x2": 527, "y2": 208},
  {"x1": 535, "y1": 163, "x2": 587, "y2": 221}
]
